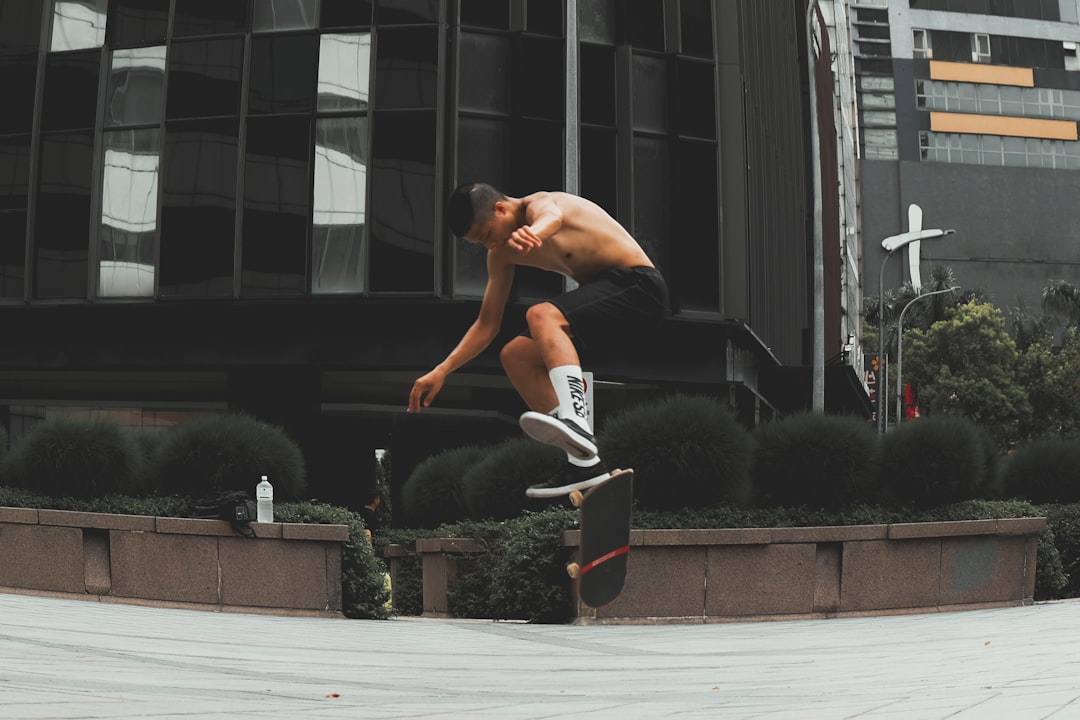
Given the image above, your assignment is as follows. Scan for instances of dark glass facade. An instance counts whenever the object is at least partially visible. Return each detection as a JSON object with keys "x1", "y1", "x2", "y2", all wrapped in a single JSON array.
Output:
[{"x1": 0, "y1": 0, "x2": 842, "y2": 505}]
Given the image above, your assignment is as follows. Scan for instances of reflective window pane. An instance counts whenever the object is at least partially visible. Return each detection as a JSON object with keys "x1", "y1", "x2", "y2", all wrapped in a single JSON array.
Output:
[
  {"x1": 632, "y1": 54, "x2": 667, "y2": 134},
  {"x1": 35, "y1": 132, "x2": 92, "y2": 299},
  {"x1": 0, "y1": 54, "x2": 39, "y2": 134},
  {"x1": 631, "y1": 135, "x2": 668, "y2": 266},
  {"x1": 580, "y1": 125, "x2": 616, "y2": 220},
  {"x1": 515, "y1": 36, "x2": 562, "y2": 120},
  {"x1": 454, "y1": 116, "x2": 509, "y2": 299},
  {"x1": 460, "y1": 0, "x2": 508, "y2": 30},
  {"x1": 107, "y1": 0, "x2": 169, "y2": 47},
  {"x1": 579, "y1": 0, "x2": 616, "y2": 45},
  {"x1": 159, "y1": 119, "x2": 238, "y2": 297},
  {"x1": 0, "y1": 0, "x2": 45, "y2": 51},
  {"x1": 376, "y1": 0, "x2": 438, "y2": 24},
  {"x1": 42, "y1": 50, "x2": 101, "y2": 132},
  {"x1": 252, "y1": 0, "x2": 318, "y2": 32},
  {"x1": 527, "y1": 0, "x2": 562, "y2": 36},
  {"x1": 373, "y1": 27, "x2": 437, "y2": 110},
  {"x1": 320, "y1": 0, "x2": 373, "y2": 28},
  {"x1": 626, "y1": 0, "x2": 664, "y2": 51},
  {"x1": 370, "y1": 110, "x2": 434, "y2": 293},
  {"x1": 318, "y1": 33, "x2": 371, "y2": 112},
  {"x1": 242, "y1": 116, "x2": 309, "y2": 296},
  {"x1": 312, "y1": 116, "x2": 368, "y2": 294},
  {"x1": 99, "y1": 129, "x2": 160, "y2": 298},
  {"x1": 50, "y1": 0, "x2": 107, "y2": 51},
  {"x1": 680, "y1": 0, "x2": 713, "y2": 58},
  {"x1": 672, "y1": 139, "x2": 718, "y2": 312},
  {"x1": 249, "y1": 34, "x2": 317, "y2": 115},
  {"x1": 512, "y1": 119, "x2": 561, "y2": 194},
  {"x1": 458, "y1": 33, "x2": 510, "y2": 114},
  {"x1": 676, "y1": 59, "x2": 715, "y2": 139},
  {"x1": 105, "y1": 46, "x2": 166, "y2": 127},
  {"x1": 0, "y1": 135, "x2": 31, "y2": 298},
  {"x1": 172, "y1": 0, "x2": 249, "y2": 38},
  {"x1": 166, "y1": 38, "x2": 244, "y2": 119},
  {"x1": 580, "y1": 44, "x2": 615, "y2": 126}
]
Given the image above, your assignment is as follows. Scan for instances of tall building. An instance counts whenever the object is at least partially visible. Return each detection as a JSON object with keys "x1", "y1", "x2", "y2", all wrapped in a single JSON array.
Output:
[
  {"x1": 849, "y1": 0, "x2": 1080, "y2": 316},
  {"x1": 0, "y1": 0, "x2": 867, "y2": 503}
]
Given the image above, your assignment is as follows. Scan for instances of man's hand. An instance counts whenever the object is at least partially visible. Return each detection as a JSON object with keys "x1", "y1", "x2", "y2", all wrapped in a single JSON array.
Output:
[
  {"x1": 408, "y1": 368, "x2": 446, "y2": 412},
  {"x1": 508, "y1": 225, "x2": 543, "y2": 254}
]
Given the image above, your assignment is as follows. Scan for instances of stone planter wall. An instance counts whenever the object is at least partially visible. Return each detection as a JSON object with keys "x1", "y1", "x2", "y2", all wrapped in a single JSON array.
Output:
[
  {"x1": 564, "y1": 518, "x2": 1047, "y2": 624},
  {"x1": 0, "y1": 507, "x2": 349, "y2": 617}
]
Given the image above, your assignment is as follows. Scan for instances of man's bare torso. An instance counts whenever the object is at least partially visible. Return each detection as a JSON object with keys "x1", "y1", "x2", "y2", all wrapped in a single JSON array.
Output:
[{"x1": 492, "y1": 192, "x2": 653, "y2": 285}]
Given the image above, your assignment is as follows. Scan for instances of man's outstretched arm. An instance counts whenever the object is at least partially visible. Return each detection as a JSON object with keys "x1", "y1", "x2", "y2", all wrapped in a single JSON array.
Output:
[{"x1": 408, "y1": 258, "x2": 514, "y2": 412}]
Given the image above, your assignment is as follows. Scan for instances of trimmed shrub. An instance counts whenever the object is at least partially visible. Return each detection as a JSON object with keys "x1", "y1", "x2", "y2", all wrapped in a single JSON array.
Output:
[
  {"x1": 751, "y1": 413, "x2": 879, "y2": 510},
  {"x1": 375, "y1": 527, "x2": 426, "y2": 616},
  {"x1": 129, "y1": 429, "x2": 167, "y2": 496},
  {"x1": 148, "y1": 413, "x2": 306, "y2": 500},
  {"x1": 460, "y1": 437, "x2": 565, "y2": 520},
  {"x1": 598, "y1": 394, "x2": 752, "y2": 511},
  {"x1": 976, "y1": 424, "x2": 1005, "y2": 499},
  {"x1": 1043, "y1": 503, "x2": 1080, "y2": 599},
  {"x1": 2, "y1": 416, "x2": 141, "y2": 499},
  {"x1": 401, "y1": 445, "x2": 485, "y2": 528},
  {"x1": 1001, "y1": 438, "x2": 1080, "y2": 504},
  {"x1": 878, "y1": 416, "x2": 987, "y2": 509},
  {"x1": 449, "y1": 508, "x2": 577, "y2": 623}
]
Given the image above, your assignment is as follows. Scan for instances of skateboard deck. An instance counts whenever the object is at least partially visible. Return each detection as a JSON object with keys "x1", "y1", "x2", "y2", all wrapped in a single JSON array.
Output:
[{"x1": 566, "y1": 468, "x2": 633, "y2": 608}]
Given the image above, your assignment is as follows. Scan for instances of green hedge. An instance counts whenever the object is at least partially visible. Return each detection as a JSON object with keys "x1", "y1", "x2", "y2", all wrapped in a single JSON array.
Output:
[
  {"x1": 598, "y1": 394, "x2": 753, "y2": 510},
  {"x1": 1001, "y1": 438, "x2": 1080, "y2": 504},
  {"x1": 147, "y1": 413, "x2": 306, "y2": 501},
  {"x1": 1, "y1": 417, "x2": 145, "y2": 499},
  {"x1": 400, "y1": 445, "x2": 485, "y2": 528},
  {"x1": 878, "y1": 416, "x2": 992, "y2": 508},
  {"x1": 459, "y1": 437, "x2": 564, "y2": 520},
  {"x1": 751, "y1": 413, "x2": 879, "y2": 510}
]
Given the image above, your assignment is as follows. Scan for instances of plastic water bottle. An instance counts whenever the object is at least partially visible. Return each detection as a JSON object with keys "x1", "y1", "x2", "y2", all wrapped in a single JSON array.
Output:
[{"x1": 256, "y1": 476, "x2": 274, "y2": 523}]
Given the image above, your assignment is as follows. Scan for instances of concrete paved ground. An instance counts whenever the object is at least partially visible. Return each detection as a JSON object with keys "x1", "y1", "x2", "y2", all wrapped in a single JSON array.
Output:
[{"x1": 1, "y1": 593, "x2": 1078, "y2": 719}]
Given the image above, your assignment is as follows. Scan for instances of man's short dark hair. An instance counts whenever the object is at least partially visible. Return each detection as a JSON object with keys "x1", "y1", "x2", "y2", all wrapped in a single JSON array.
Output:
[{"x1": 447, "y1": 183, "x2": 505, "y2": 237}]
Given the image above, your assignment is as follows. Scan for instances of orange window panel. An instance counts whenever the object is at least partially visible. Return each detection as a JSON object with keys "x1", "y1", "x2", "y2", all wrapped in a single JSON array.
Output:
[
  {"x1": 929, "y1": 61, "x2": 1034, "y2": 87},
  {"x1": 930, "y1": 111, "x2": 1078, "y2": 141}
]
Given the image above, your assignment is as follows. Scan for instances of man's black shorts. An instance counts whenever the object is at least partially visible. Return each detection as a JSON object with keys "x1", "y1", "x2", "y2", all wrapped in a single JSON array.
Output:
[{"x1": 546, "y1": 266, "x2": 669, "y2": 358}]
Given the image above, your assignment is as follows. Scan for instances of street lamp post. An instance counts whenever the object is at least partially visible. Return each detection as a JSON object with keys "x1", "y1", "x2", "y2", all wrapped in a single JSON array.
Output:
[
  {"x1": 877, "y1": 228, "x2": 954, "y2": 434},
  {"x1": 894, "y1": 286, "x2": 959, "y2": 426}
]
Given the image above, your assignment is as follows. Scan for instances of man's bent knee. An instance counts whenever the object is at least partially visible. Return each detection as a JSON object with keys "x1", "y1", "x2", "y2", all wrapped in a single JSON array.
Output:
[
  {"x1": 525, "y1": 302, "x2": 568, "y2": 332},
  {"x1": 500, "y1": 336, "x2": 537, "y2": 370}
]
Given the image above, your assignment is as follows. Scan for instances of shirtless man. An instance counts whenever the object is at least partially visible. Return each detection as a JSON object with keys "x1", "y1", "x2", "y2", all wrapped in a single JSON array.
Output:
[{"x1": 408, "y1": 183, "x2": 669, "y2": 497}]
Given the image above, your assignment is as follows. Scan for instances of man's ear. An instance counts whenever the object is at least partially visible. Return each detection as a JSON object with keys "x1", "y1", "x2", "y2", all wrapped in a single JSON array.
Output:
[{"x1": 492, "y1": 200, "x2": 508, "y2": 217}]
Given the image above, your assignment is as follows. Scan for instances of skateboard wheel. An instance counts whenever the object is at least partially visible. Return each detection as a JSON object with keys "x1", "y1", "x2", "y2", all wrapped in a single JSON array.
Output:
[
  {"x1": 566, "y1": 562, "x2": 580, "y2": 579},
  {"x1": 569, "y1": 490, "x2": 584, "y2": 507}
]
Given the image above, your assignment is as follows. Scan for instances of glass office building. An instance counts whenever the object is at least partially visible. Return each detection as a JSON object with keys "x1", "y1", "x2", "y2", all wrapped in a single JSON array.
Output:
[{"x1": 0, "y1": 0, "x2": 856, "y2": 502}]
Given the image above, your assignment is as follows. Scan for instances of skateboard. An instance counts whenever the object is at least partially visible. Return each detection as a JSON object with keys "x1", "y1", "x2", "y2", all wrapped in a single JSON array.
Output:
[{"x1": 565, "y1": 468, "x2": 634, "y2": 608}]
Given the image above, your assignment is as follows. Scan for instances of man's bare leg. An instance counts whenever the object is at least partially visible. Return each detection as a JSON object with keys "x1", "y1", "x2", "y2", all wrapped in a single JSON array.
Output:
[
  {"x1": 500, "y1": 336, "x2": 557, "y2": 413},
  {"x1": 506, "y1": 303, "x2": 602, "y2": 469}
]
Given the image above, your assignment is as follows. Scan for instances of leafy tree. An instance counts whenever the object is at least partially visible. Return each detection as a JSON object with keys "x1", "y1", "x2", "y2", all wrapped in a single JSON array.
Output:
[
  {"x1": 1017, "y1": 329, "x2": 1080, "y2": 440},
  {"x1": 903, "y1": 300, "x2": 1031, "y2": 447},
  {"x1": 863, "y1": 265, "x2": 969, "y2": 357},
  {"x1": 1043, "y1": 279, "x2": 1080, "y2": 331}
]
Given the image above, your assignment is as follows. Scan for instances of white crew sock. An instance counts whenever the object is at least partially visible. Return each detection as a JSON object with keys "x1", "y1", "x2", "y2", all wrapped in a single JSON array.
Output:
[{"x1": 548, "y1": 365, "x2": 590, "y2": 432}]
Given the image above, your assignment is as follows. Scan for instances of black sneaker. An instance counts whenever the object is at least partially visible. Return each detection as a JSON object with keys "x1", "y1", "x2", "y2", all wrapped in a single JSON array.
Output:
[
  {"x1": 526, "y1": 461, "x2": 610, "y2": 498},
  {"x1": 519, "y1": 411, "x2": 598, "y2": 460}
]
